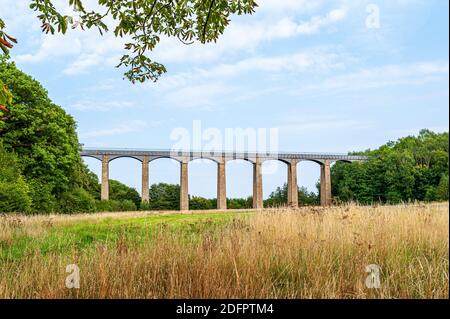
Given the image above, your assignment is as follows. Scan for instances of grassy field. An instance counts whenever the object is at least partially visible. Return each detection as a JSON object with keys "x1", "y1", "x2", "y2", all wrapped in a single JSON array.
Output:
[{"x1": 0, "y1": 203, "x2": 448, "y2": 298}]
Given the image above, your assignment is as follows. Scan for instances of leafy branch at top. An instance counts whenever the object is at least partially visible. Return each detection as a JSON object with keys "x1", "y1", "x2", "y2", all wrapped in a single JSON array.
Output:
[
  {"x1": 1, "y1": 0, "x2": 258, "y2": 83},
  {"x1": 0, "y1": 18, "x2": 17, "y2": 56}
]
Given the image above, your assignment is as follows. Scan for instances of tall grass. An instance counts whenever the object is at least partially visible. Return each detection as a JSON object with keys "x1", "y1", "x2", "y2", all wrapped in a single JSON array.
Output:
[{"x1": 0, "y1": 203, "x2": 448, "y2": 298}]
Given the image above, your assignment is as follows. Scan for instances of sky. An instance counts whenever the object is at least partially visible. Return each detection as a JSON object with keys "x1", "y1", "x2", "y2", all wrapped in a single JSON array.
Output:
[{"x1": 1, "y1": 0, "x2": 449, "y2": 199}]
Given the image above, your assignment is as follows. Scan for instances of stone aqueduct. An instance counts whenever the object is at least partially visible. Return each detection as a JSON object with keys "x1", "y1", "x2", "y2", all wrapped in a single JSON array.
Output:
[{"x1": 80, "y1": 148, "x2": 368, "y2": 210}]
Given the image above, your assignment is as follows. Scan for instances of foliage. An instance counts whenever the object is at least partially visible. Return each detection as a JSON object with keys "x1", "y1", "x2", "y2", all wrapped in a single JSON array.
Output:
[
  {"x1": 81, "y1": 168, "x2": 101, "y2": 200},
  {"x1": 0, "y1": 143, "x2": 31, "y2": 213},
  {"x1": 139, "y1": 201, "x2": 152, "y2": 211},
  {"x1": 95, "y1": 199, "x2": 137, "y2": 212},
  {"x1": 27, "y1": 180, "x2": 59, "y2": 213},
  {"x1": 1, "y1": 1, "x2": 257, "y2": 83},
  {"x1": 0, "y1": 77, "x2": 12, "y2": 122},
  {"x1": 332, "y1": 130, "x2": 449, "y2": 204},
  {"x1": 0, "y1": 59, "x2": 86, "y2": 194},
  {"x1": 190, "y1": 196, "x2": 216, "y2": 210},
  {"x1": 227, "y1": 197, "x2": 253, "y2": 209},
  {"x1": 0, "y1": 18, "x2": 17, "y2": 55},
  {"x1": 436, "y1": 174, "x2": 449, "y2": 201},
  {"x1": 147, "y1": 182, "x2": 180, "y2": 210},
  {"x1": 424, "y1": 174, "x2": 449, "y2": 202},
  {"x1": 0, "y1": 57, "x2": 13, "y2": 128},
  {"x1": 143, "y1": 183, "x2": 253, "y2": 210},
  {"x1": 109, "y1": 179, "x2": 141, "y2": 209},
  {"x1": 264, "y1": 183, "x2": 319, "y2": 207},
  {"x1": 0, "y1": 59, "x2": 99, "y2": 213},
  {"x1": 0, "y1": 181, "x2": 31, "y2": 213},
  {"x1": 59, "y1": 187, "x2": 96, "y2": 213}
]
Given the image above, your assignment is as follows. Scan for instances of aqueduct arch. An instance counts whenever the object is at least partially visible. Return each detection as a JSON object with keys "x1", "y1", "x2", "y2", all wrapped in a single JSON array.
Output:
[{"x1": 81, "y1": 149, "x2": 367, "y2": 210}]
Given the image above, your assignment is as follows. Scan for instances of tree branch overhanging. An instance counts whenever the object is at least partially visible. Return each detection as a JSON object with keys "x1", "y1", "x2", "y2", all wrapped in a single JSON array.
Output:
[{"x1": 0, "y1": 0, "x2": 258, "y2": 83}]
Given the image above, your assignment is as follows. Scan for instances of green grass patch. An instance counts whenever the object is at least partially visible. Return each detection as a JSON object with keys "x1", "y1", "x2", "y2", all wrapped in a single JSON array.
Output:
[{"x1": 0, "y1": 212, "x2": 251, "y2": 262}]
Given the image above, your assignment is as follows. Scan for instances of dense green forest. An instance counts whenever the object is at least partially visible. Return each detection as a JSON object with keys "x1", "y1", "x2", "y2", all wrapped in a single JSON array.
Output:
[
  {"x1": 0, "y1": 58, "x2": 97, "y2": 213},
  {"x1": 332, "y1": 129, "x2": 449, "y2": 204},
  {"x1": 0, "y1": 59, "x2": 448, "y2": 213}
]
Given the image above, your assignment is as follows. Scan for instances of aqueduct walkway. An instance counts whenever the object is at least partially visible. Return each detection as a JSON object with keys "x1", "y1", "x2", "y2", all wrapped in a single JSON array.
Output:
[{"x1": 80, "y1": 148, "x2": 368, "y2": 210}]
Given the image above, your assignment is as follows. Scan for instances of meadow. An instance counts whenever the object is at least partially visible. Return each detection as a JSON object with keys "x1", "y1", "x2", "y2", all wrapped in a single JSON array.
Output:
[{"x1": 0, "y1": 203, "x2": 448, "y2": 299}]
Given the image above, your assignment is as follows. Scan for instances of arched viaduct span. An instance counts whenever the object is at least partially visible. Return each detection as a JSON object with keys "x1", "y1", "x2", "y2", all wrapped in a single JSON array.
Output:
[{"x1": 80, "y1": 148, "x2": 368, "y2": 210}]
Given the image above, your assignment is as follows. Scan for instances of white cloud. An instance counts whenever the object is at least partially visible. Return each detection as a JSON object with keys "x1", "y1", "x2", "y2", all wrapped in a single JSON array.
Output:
[
  {"x1": 11, "y1": 1, "x2": 126, "y2": 74},
  {"x1": 216, "y1": 48, "x2": 344, "y2": 74},
  {"x1": 78, "y1": 120, "x2": 148, "y2": 138},
  {"x1": 153, "y1": 7, "x2": 348, "y2": 64},
  {"x1": 69, "y1": 99, "x2": 136, "y2": 111},
  {"x1": 291, "y1": 61, "x2": 450, "y2": 96},
  {"x1": 15, "y1": 34, "x2": 83, "y2": 63},
  {"x1": 62, "y1": 33, "x2": 124, "y2": 74},
  {"x1": 295, "y1": 8, "x2": 347, "y2": 34},
  {"x1": 15, "y1": 27, "x2": 125, "y2": 73},
  {"x1": 156, "y1": 47, "x2": 346, "y2": 90},
  {"x1": 279, "y1": 115, "x2": 373, "y2": 134},
  {"x1": 9, "y1": 0, "x2": 348, "y2": 74},
  {"x1": 161, "y1": 82, "x2": 235, "y2": 110},
  {"x1": 149, "y1": 47, "x2": 347, "y2": 109},
  {"x1": 0, "y1": 0, "x2": 39, "y2": 32},
  {"x1": 150, "y1": 59, "x2": 448, "y2": 110},
  {"x1": 257, "y1": 0, "x2": 323, "y2": 14}
]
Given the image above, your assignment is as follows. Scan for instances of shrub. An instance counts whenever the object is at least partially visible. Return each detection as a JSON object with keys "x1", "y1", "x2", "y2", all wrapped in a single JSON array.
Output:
[
  {"x1": 227, "y1": 197, "x2": 252, "y2": 209},
  {"x1": 148, "y1": 183, "x2": 180, "y2": 210},
  {"x1": 0, "y1": 178, "x2": 31, "y2": 213},
  {"x1": 424, "y1": 186, "x2": 437, "y2": 202},
  {"x1": 436, "y1": 174, "x2": 449, "y2": 201},
  {"x1": 117, "y1": 199, "x2": 137, "y2": 211},
  {"x1": 140, "y1": 201, "x2": 151, "y2": 211},
  {"x1": 109, "y1": 180, "x2": 141, "y2": 209},
  {"x1": 58, "y1": 187, "x2": 96, "y2": 214},
  {"x1": 189, "y1": 196, "x2": 216, "y2": 210},
  {"x1": 28, "y1": 180, "x2": 59, "y2": 213},
  {"x1": 0, "y1": 143, "x2": 31, "y2": 213},
  {"x1": 95, "y1": 199, "x2": 136, "y2": 212}
]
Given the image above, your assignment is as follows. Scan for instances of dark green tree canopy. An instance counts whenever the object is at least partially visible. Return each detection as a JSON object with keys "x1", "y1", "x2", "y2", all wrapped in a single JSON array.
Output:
[
  {"x1": 264, "y1": 183, "x2": 319, "y2": 207},
  {"x1": 0, "y1": 59, "x2": 82, "y2": 191},
  {"x1": 332, "y1": 130, "x2": 449, "y2": 204},
  {"x1": 109, "y1": 179, "x2": 141, "y2": 208},
  {"x1": 0, "y1": 142, "x2": 32, "y2": 213},
  {"x1": 1, "y1": 0, "x2": 258, "y2": 83},
  {"x1": 148, "y1": 182, "x2": 181, "y2": 210},
  {"x1": 0, "y1": 58, "x2": 95, "y2": 212}
]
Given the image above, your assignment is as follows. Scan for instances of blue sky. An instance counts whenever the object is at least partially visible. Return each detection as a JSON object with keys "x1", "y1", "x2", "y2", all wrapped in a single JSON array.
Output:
[{"x1": 2, "y1": 0, "x2": 449, "y2": 199}]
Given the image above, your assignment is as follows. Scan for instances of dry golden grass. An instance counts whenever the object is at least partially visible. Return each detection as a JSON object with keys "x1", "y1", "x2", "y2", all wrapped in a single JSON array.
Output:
[{"x1": 0, "y1": 203, "x2": 448, "y2": 299}]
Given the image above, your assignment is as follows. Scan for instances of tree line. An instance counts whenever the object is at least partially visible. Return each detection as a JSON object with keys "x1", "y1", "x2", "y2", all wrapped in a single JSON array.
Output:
[{"x1": 331, "y1": 129, "x2": 449, "y2": 204}]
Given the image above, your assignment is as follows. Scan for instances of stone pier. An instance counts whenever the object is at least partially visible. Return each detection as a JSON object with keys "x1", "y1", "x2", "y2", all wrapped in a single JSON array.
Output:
[
  {"x1": 180, "y1": 161, "x2": 189, "y2": 211},
  {"x1": 101, "y1": 155, "x2": 109, "y2": 201},
  {"x1": 287, "y1": 159, "x2": 298, "y2": 208},
  {"x1": 320, "y1": 160, "x2": 332, "y2": 206},
  {"x1": 252, "y1": 158, "x2": 263, "y2": 209},
  {"x1": 141, "y1": 155, "x2": 149, "y2": 203},
  {"x1": 217, "y1": 159, "x2": 227, "y2": 210}
]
